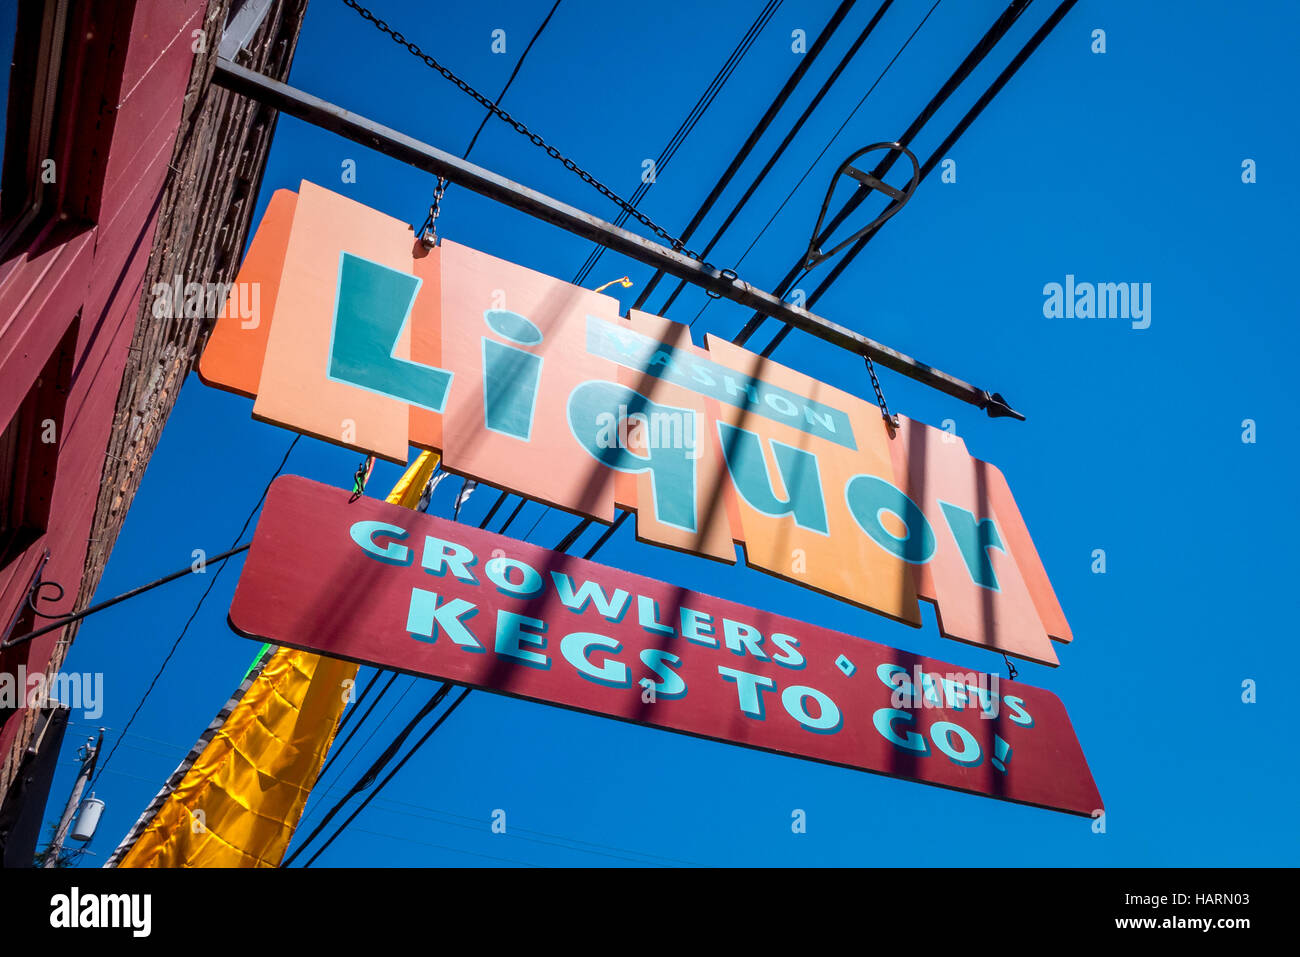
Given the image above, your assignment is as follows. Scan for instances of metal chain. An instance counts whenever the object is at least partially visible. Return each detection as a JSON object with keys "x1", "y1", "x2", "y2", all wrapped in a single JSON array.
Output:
[
  {"x1": 342, "y1": 0, "x2": 711, "y2": 267},
  {"x1": 865, "y1": 356, "x2": 899, "y2": 431},
  {"x1": 420, "y1": 176, "x2": 447, "y2": 249}
]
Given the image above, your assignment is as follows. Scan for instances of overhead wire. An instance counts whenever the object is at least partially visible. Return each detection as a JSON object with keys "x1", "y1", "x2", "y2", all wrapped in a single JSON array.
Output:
[
  {"x1": 314, "y1": 668, "x2": 399, "y2": 781},
  {"x1": 572, "y1": 0, "x2": 783, "y2": 286},
  {"x1": 757, "y1": 0, "x2": 1076, "y2": 361},
  {"x1": 343, "y1": 0, "x2": 709, "y2": 261},
  {"x1": 673, "y1": 0, "x2": 942, "y2": 331},
  {"x1": 638, "y1": 0, "x2": 899, "y2": 314},
  {"x1": 292, "y1": 672, "x2": 419, "y2": 840},
  {"x1": 460, "y1": 0, "x2": 563, "y2": 160},
  {"x1": 733, "y1": 0, "x2": 1035, "y2": 346},
  {"x1": 295, "y1": 687, "x2": 473, "y2": 867},
  {"x1": 282, "y1": 682, "x2": 455, "y2": 867},
  {"x1": 91, "y1": 434, "x2": 300, "y2": 791},
  {"x1": 514, "y1": 0, "x2": 941, "y2": 563},
  {"x1": 495, "y1": 0, "x2": 845, "y2": 547}
]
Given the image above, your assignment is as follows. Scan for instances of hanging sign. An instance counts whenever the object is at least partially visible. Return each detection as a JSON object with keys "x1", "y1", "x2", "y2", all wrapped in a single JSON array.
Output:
[
  {"x1": 200, "y1": 181, "x2": 1071, "y2": 665},
  {"x1": 228, "y1": 475, "x2": 1102, "y2": 817}
]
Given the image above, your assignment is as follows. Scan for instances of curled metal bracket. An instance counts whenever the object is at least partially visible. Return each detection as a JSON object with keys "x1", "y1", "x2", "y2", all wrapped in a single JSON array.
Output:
[
  {"x1": 805, "y1": 141, "x2": 920, "y2": 270},
  {"x1": 28, "y1": 580, "x2": 67, "y2": 619}
]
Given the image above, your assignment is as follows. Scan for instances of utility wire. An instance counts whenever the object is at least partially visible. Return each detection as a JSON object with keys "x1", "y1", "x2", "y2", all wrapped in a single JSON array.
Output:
[
  {"x1": 283, "y1": 682, "x2": 454, "y2": 867},
  {"x1": 284, "y1": 0, "x2": 788, "y2": 842},
  {"x1": 733, "y1": 0, "x2": 1034, "y2": 346},
  {"x1": 343, "y1": 0, "x2": 710, "y2": 262},
  {"x1": 542, "y1": 0, "x2": 1051, "y2": 581},
  {"x1": 92, "y1": 435, "x2": 299, "y2": 790},
  {"x1": 333, "y1": 667, "x2": 380, "y2": 737},
  {"x1": 292, "y1": 7, "x2": 573, "y2": 855},
  {"x1": 637, "y1": 0, "x2": 892, "y2": 312},
  {"x1": 514, "y1": 2, "x2": 936, "y2": 562},
  {"x1": 679, "y1": 0, "x2": 941, "y2": 334},
  {"x1": 316, "y1": 669, "x2": 398, "y2": 781},
  {"x1": 461, "y1": 0, "x2": 563, "y2": 160},
  {"x1": 293, "y1": 673, "x2": 418, "y2": 840},
  {"x1": 296, "y1": 687, "x2": 472, "y2": 867},
  {"x1": 758, "y1": 0, "x2": 1075, "y2": 362},
  {"x1": 493, "y1": 0, "x2": 803, "y2": 545},
  {"x1": 572, "y1": 0, "x2": 783, "y2": 286},
  {"x1": 350, "y1": 824, "x2": 542, "y2": 867}
]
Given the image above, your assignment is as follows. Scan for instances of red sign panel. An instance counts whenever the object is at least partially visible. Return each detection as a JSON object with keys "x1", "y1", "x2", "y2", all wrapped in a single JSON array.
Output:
[{"x1": 229, "y1": 476, "x2": 1102, "y2": 816}]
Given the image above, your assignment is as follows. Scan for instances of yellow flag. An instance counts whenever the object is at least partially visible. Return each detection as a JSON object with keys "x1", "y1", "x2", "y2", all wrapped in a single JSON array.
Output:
[{"x1": 111, "y1": 452, "x2": 439, "y2": 867}]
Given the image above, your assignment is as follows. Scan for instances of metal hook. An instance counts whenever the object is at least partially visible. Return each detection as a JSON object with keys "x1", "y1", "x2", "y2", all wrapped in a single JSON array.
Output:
[{"x1": 27, "y1": 580, "x2": 67, "y2": 619}]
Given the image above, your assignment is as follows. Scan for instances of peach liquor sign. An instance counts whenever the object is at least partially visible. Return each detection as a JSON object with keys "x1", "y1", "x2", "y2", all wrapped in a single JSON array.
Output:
[{"x1": 200, "y1": 181, "x2": 1071, "y2": 666}]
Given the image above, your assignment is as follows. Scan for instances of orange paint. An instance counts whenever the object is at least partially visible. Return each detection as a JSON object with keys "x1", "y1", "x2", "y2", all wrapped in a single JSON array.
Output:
[
  {"x1": 197, "y1": 189, "x2": 297, "y2": 397},
  {"x1": 407, "y1": 245, "x2": 444, "y2": 451}
]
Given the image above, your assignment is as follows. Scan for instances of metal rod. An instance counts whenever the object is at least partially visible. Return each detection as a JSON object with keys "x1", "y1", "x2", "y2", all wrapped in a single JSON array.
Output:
[
  {"x1": 1, "y1": 544, "x2": 251, "y2": 649},
  {"x1": 211, "y1": 57, "x2": 1023, "y2": 420}
]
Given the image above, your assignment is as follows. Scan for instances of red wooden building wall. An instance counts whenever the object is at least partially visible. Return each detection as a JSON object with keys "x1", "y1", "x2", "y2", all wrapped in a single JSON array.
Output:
[{"x1": 0, "y1": 0, "x2": 210, "y2": 807}]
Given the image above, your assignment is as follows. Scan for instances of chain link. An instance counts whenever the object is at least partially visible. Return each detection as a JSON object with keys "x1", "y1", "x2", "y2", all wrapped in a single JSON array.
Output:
[
  {"x1": 343, "y1": 0, "x2": 712, "y2": 267},
  {"x1": 420, "y1": 176, "x2": 447, "y2": 248},
  {"x1": 865, "y1": 356, "x2": 899, "y2": 431}
]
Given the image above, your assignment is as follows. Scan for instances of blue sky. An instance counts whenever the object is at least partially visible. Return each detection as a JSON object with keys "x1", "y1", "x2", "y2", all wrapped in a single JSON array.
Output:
[{"x1": 39, "y1": 0, "x2": 1300, "y2": 866}]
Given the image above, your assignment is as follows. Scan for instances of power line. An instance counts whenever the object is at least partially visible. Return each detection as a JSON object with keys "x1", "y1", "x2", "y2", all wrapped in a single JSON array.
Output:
[
  {"x1": 664, "y1": 0, "x2": 941, "y2": 326},
  {"x1": 292, "y1": 673, "x2": 419, "y2": 841},
  {"x1": 92, "y1": 434, "x2": 299, "y2": 790},
  {"x1": 316, "y1": 669, "x2": 397, "y2": 780},
  {"x1": 350, "y1": 825, "x2": 543, "y2": 868},
  {"x1": 368, "y1": 793, "x2": 699, "y2": 866},
  {"x1": 367, "y1": 801, "x2": 681, "y2": 867},
  {"x1": 509, "y1": 2, "x2": 941, "y2": 564},
  {"x1": 572, "y1": 0, "x2": 783, "y2": 286},
  {"x1": 637, "y1": 0, "x2": 897, "y2": 313},
  {"x1": 295, "y1": 686, "x2": 472, "y2": 867},
  {"x1": 342, "y1": 0, "x2": 708, "y2": 261},
  {"x1": 734, "y1": 0, "x2": 1035, "y2": 346},
  {"x1": 283, "y1": 682, "x2": 455, "y2": 867},
  {"x1": 461, "y1": 0, "x2": 563, "y2": 160},
  {"x1": 494, "y1": 0, "x2": 832, "y2": 547},
  {"x1": 758, "y1": 0, "x2": 1078, "y2": 360},
  {"x1": 269, "y1": 8, "x2": 576, "y2": 856},
  {"x1": 333, "y1": 667, "x2": 380, "y2": 737},
  {"x1": 297, "y1": 788, "x2": 702, "y2": 867}
]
